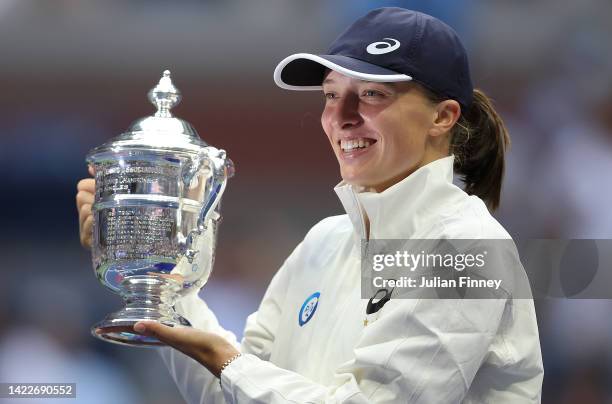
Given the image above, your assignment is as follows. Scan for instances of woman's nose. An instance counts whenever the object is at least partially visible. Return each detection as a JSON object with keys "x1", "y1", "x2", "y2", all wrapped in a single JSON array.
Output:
[{"x1": 334, "y1": 94, "x2": 363, "y2": 130}]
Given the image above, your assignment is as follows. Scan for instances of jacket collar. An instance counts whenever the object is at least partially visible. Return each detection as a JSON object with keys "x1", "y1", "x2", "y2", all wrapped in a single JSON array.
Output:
[{"x1": 334, "y1": 155, "x2": 458, "y2": 240}]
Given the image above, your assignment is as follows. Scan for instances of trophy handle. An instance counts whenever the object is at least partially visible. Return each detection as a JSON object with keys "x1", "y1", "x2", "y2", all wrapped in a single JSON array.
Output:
[{"x1": 182, "y1": 147, "x2": 234, "y2": 261}]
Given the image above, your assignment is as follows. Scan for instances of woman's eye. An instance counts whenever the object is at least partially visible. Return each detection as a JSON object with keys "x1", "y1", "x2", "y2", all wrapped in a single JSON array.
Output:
[
  {"x1": 324, "y1": 92, "x2": 337, "y2": 100},
  {"x1": 363, "y1": 90, "x2": 382, "y2": 97}
]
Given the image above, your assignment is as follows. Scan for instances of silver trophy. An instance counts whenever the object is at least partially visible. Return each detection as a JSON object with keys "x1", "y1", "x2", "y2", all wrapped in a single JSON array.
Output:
[{"x1": 86, "y1": 70, "x2": 233, "y2": 347}]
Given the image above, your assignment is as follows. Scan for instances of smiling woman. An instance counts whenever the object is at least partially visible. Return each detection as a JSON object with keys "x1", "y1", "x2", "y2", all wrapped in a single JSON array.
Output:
[
  {"x1": 320, "y1": 73, "x2": 460, "y2": 194},
  {"x1": 76, "y1": 7, "x2": 543, "y2": 404}
]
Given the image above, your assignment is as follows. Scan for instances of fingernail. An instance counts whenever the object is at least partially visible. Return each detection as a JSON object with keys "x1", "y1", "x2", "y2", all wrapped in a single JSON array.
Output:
[{"x1": 134, "y1": 322, "x2": 146, "y2": 333}]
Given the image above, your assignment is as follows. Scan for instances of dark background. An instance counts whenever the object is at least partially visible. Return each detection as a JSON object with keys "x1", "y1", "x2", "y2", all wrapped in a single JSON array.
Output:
[{"x1": 1, "y1": 1, "x2": 611, "y2": 403}]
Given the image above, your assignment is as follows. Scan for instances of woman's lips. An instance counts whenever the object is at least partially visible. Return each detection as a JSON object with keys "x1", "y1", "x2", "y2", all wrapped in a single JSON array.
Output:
[
  {"x1": 338, "y1": 138, "x2": 377, "y2": 160},
  {"x1": 339, "y1": 137, "x2": 377, "y2": 152}
]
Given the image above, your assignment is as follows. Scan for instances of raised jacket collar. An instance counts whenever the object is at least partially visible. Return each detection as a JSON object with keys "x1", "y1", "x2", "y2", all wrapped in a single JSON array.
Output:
[{"x1": 334, "y1": 156, "x2": 462, "y2": 240}]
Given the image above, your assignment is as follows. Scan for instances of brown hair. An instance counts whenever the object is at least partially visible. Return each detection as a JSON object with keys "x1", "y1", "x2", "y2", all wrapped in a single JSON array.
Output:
[{"x1": 421, "y1": 86, "x2": 510, "y2": 211}]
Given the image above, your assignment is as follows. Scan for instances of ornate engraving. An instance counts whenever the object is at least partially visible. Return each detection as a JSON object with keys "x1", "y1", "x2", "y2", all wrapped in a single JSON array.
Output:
[
  {"x1": 99, "y1": 206, "x2": 178, "y2": 260},
  {"x1": 98, "y1": 163, "x2": 180, "y2": 198}
]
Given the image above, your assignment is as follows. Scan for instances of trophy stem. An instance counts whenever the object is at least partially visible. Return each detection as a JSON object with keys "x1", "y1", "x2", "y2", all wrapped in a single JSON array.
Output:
[{"x1": 91, "y1": 275, "x2": 191, "y2": 347}]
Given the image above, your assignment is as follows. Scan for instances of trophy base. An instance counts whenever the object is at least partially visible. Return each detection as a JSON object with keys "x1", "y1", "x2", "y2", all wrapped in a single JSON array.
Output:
[
  {"x1": 92, "y1": 275, "x2": 191, "y2": 347},
  {"x1": 92, "y1": 312, "x2": 191, "y2": 347}
]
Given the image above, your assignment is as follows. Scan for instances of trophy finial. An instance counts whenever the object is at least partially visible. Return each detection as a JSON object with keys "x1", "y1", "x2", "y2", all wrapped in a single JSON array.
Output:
[{"x1": 148, "y1": 69, "x2": 182, "y2": 118}]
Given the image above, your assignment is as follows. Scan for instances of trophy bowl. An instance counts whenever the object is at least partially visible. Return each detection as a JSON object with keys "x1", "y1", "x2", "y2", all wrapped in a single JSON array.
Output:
[{"x1": 86, "y1": 70, "x2": 233, "y2": 347}]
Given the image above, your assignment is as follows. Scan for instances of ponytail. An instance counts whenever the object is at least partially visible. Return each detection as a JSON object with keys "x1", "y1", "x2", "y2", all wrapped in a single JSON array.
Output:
[
  {"x1": 451, "y1": 90, "x2": 510, "y2": 211},
  {"x1": 419, "y1": 85, "x2": 510, "y2": 211}
]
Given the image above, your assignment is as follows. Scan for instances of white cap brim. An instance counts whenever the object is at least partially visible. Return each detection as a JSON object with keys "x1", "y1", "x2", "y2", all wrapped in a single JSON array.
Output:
[{"x1": 273, "y1": 53, "x2": 412, "y2": 91}]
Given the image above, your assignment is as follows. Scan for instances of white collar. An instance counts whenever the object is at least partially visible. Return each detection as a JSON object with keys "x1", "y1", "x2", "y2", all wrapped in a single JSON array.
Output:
[{"x1": 334, "y1": 155, "x2": 460, "y2": 240}]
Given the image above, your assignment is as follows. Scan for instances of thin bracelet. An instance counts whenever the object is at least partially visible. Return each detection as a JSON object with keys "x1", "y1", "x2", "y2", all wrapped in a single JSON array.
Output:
[{"x1": 219, "y1": 353, "x2": 242, "y2": 386}]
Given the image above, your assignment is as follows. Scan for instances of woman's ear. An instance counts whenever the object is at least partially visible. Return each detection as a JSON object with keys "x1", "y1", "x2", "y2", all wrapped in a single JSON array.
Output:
[{"x1": 429, "y1": 99, "x2": 461, "y2": 137}]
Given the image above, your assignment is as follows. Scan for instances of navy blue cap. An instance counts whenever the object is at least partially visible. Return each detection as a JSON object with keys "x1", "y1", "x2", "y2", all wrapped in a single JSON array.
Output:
[{"x1": 274, "y1": 7, "x2": 473, "y2": 109}]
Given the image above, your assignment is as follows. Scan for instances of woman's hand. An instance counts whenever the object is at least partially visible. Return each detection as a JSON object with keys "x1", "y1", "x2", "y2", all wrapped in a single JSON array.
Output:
[
  {"x1": 134, "y1": 321, "x2": 240, "y2": 378},
  {"x1": 76, "y1": 166, "x2": 95, "y2": 248}
]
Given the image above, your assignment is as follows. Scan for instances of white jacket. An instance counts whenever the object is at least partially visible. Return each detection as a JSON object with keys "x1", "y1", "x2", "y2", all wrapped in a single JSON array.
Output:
[{"x1": 159, "y1": 155, "x2": 544, "y2": 403}]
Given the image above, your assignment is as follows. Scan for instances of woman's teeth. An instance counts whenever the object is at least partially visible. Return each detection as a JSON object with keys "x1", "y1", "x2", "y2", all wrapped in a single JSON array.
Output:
[{"x1": 340, "y1": 138, "x2": 373, "y2": 152}]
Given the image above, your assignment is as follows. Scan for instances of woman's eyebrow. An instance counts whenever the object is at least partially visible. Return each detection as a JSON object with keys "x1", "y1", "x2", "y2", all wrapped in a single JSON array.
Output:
[
  {"x1": 364, "y1": 81, "x2": 394, "y2": 89},
  {"x1": 322, "y1": 78, "x2": 394, "y2": 87},
  {"x1": 321, "y1": 78, "x2": 398, "y2": 92}
]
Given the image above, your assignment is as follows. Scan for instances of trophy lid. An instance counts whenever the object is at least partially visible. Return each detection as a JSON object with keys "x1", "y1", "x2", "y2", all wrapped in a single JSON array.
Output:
[{"x1": 87, "y1": 70, "x2": 208, "y2": 161}]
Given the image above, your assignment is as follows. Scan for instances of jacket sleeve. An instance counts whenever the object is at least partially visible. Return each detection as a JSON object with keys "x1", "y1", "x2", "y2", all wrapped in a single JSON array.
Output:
[
  {"x1": 157, "y1": 291, "x2": 235, "y2": 404},
  {"x1": 218, "y1": 298, "x2": 509, "y2": 404},
  {"x1": 157, "y1": 242, "x2": 299, "y2": 404}
]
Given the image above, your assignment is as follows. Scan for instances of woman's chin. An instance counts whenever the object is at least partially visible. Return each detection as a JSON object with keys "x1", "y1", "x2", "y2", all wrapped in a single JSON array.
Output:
[{"x1": 340, "y1": 176, "x2": 378, "y2": 191}]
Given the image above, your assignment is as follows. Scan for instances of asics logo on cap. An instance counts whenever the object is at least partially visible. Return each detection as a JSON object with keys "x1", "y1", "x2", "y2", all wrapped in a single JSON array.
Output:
[{"x1": 366, "y1": 38, "x2": 400, "y2": 55}]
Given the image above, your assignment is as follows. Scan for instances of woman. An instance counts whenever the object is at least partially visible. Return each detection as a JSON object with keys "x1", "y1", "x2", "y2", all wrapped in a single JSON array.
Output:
[{"x1": 76, "y1": 7, "x2": 543, "y2": 403}]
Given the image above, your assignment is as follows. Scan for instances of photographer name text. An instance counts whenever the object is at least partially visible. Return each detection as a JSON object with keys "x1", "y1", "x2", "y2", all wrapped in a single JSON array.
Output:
[{"x1": 373, "y1": 276, "x2": 502, "y2": 290}]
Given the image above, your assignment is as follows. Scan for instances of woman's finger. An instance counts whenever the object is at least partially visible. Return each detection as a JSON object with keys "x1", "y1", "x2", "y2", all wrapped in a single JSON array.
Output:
[
  {"x1": 81, "y1": 215, "x2": 94, "y2": 248},
  {"x1": 76, "y1": 190, "x2": 94, "y2": 212},
  {"x1": 134, "y1": 321, "x2": 204, "y2": 350},
  {"x1": 77, "y1": 178, "x2": 95, "y2": 194},
  {"x1": 79, "y1": 203, "x2": 92, "y2": 227}
]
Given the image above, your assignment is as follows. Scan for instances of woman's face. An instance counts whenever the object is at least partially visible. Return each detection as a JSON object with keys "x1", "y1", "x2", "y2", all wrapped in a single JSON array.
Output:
[{"x1": 321, "y1": 70, "x2": 453, "y2": 192}]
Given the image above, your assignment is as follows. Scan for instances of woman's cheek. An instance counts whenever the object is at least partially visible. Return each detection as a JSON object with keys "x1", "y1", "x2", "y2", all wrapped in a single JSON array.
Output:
[{"x1": 321, "y1": 118, "x2": 335, "y2": 145}]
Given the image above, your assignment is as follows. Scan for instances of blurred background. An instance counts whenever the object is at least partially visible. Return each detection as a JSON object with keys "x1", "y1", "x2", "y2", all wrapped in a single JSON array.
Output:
[{"x1": 0, "y1": 0, "x2": 611, "y2": 402}]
